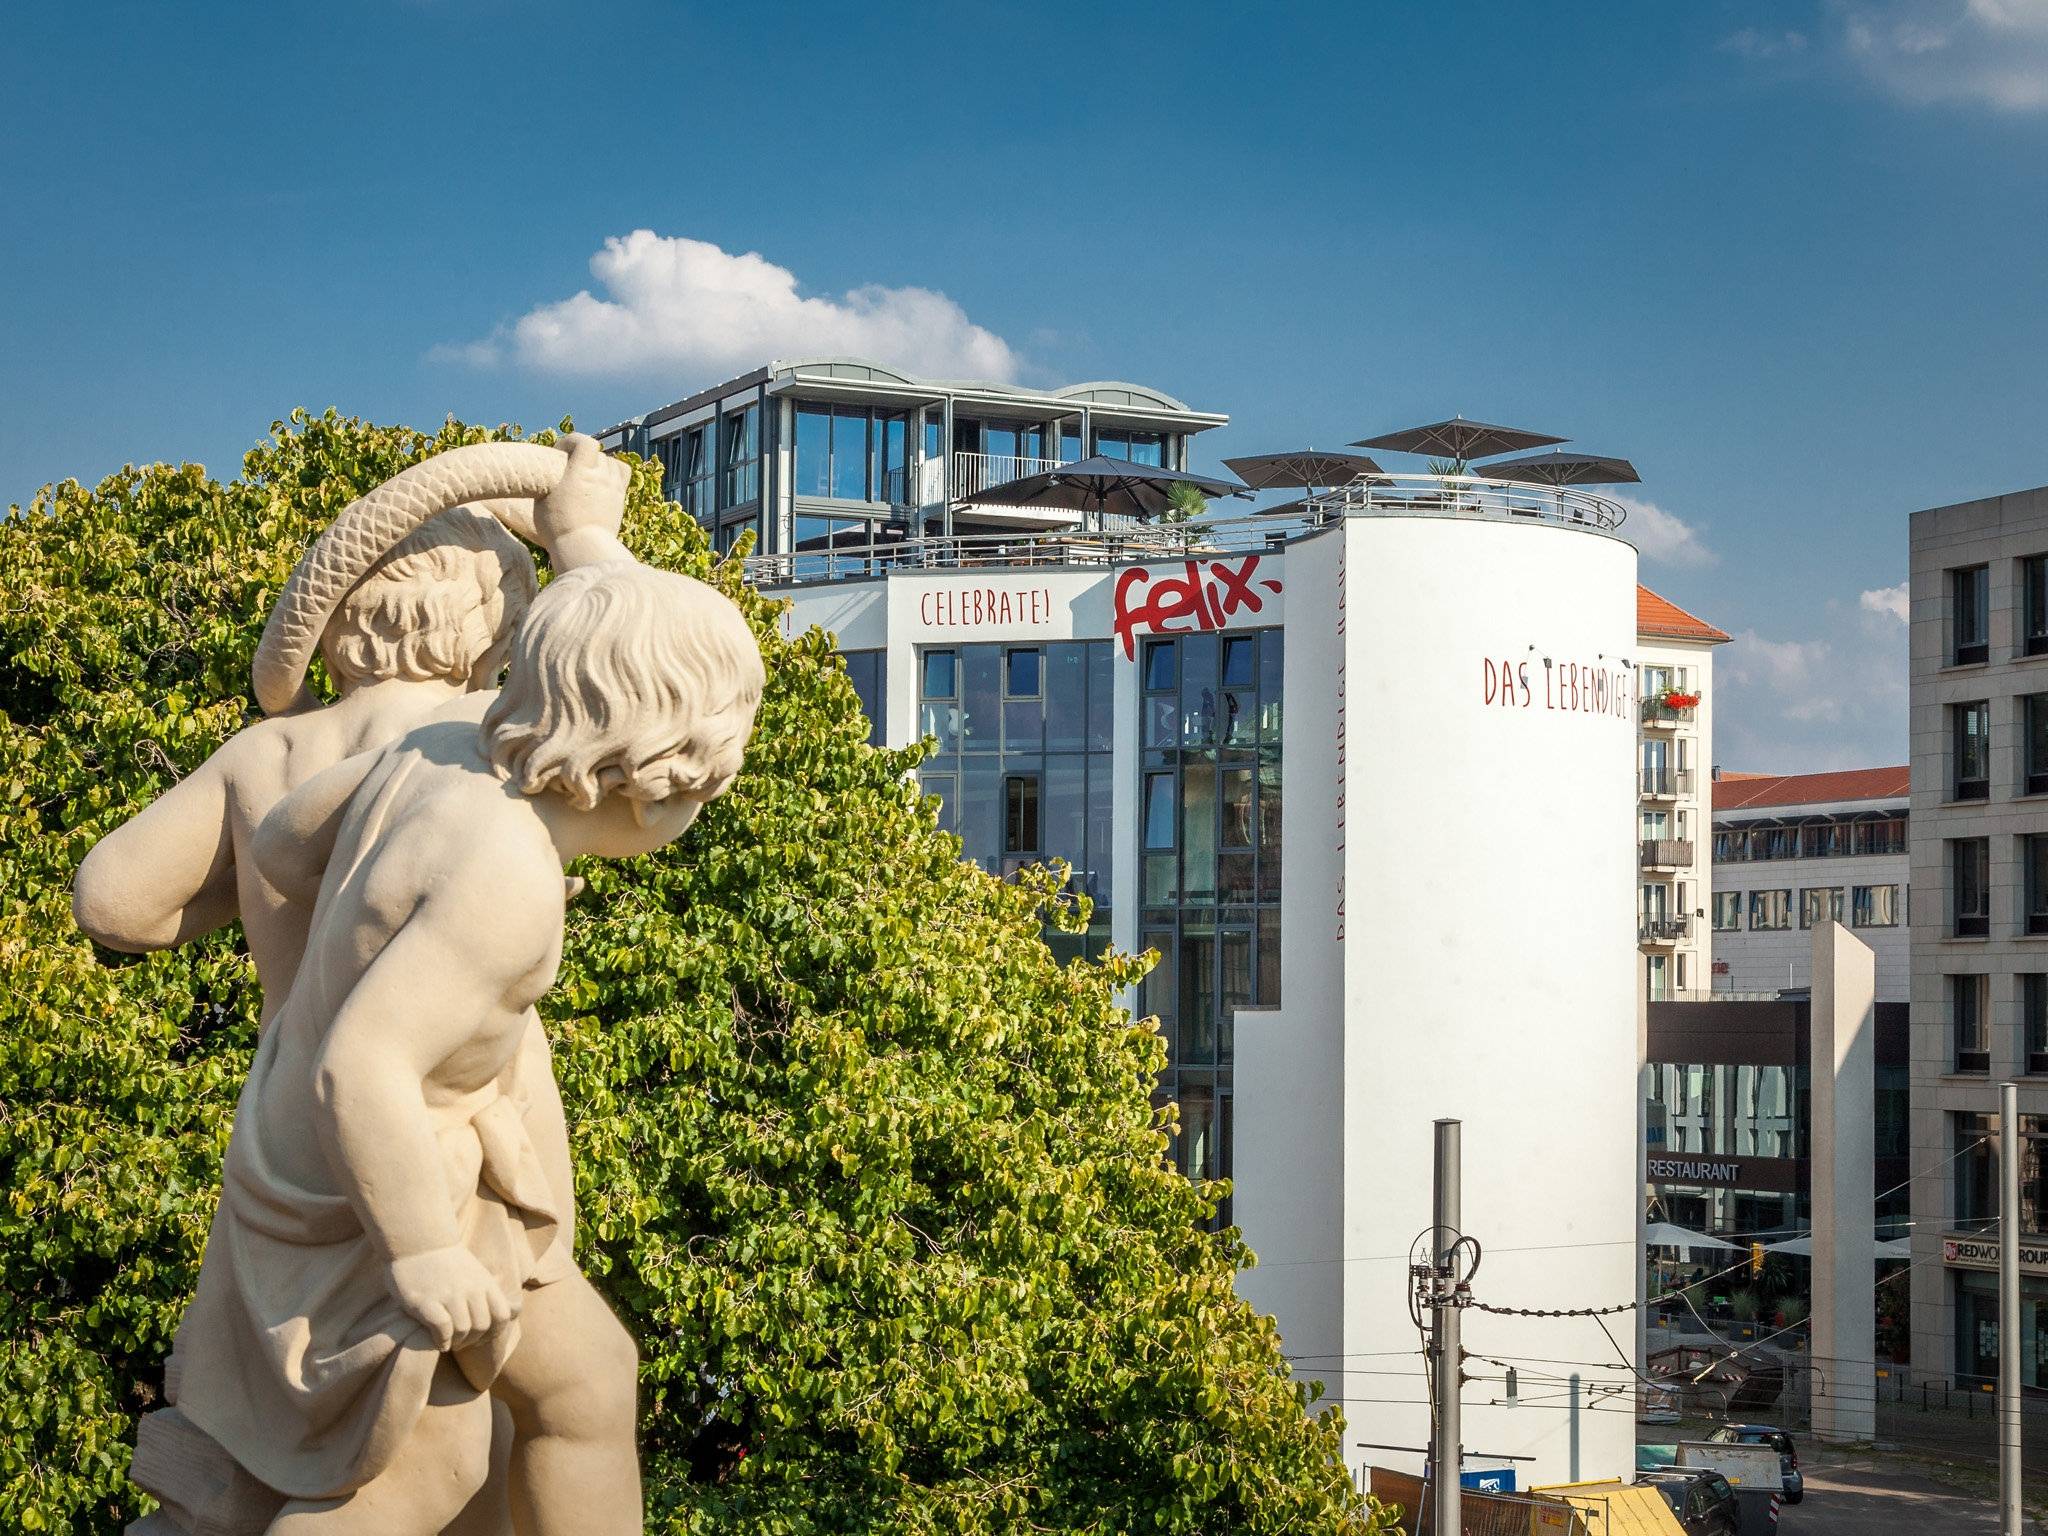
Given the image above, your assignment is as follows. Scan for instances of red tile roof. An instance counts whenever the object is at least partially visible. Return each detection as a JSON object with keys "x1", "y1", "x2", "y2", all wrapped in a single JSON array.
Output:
[
  {"x1": 1713, "y1": 766, "x2": 1911, "y2": 811},
  {"x1": 1637, "y1": 585, "x2": 1732, "y2": 644}
]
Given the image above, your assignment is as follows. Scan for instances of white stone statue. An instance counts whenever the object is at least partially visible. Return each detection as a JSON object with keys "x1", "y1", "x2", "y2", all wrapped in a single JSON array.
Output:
[{"x1": 75, "y1": 437, "x2": 763, "y2": 1536}]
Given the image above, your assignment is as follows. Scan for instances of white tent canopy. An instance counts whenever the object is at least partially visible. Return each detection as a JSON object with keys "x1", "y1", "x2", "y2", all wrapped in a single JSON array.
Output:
[{"x1": 1644, "y1": 1221, "x2": 1740, "y2": 1252}]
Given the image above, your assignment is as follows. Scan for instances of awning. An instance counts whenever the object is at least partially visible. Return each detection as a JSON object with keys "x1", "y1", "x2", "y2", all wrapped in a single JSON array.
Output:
[{"x1": 1645, "y1": 1221, "x2": 1740, "y2": 1251}]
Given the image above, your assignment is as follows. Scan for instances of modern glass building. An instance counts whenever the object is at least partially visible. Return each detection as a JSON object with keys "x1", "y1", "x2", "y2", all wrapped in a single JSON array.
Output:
[{"x1": 596, "y1": 355, "x2": 1228, "y2": 566}]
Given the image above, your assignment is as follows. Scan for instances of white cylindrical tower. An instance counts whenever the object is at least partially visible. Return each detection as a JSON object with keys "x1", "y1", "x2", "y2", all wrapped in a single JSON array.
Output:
[{"x1": 1238, "y1": 496, "x2": 1639, "y2": 1490}]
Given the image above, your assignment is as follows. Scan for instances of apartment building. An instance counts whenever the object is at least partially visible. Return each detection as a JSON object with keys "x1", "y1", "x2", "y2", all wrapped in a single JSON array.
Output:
[
  {"x1": 1636, "y1": 588, "x2": 1730, "y2": 1000},
  {"x1": 1710, "y1": 767, "x2": 1910, "y2": 1000},
  {"x1": 1908, "y1": 482, "x2": 2048, "y2": 1387}
]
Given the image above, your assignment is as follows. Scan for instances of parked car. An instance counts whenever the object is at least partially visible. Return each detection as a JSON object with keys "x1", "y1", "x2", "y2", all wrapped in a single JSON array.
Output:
[
  {"x1": 1709, "y1": 1421, "x2": 1805, "y2": 1504},
  {"x1": 1640, "y1": 1468, "x2": 1741, "y2": 1536}
]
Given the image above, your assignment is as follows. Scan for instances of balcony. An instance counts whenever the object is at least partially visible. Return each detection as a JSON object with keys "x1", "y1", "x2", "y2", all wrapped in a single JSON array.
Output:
[
  {"x1": 1641, "y1": 698, "x2": 1697, "y2": 728},
  {"x1": 1639, "y1": 768, "x2": 1695, "y2": 801},
  {"x1": 743, "y1": 474, "x2": 1630, "y2": 587},
  {"x1": 951, "y1": 451, "x2": 1066, "y2": 504},
  {"x1": 1641, "y1": 839, "x2": 1694, "y2": 871},
  {"x1": 1639, "y1": 914, "x2": 1691, "y2": 945}
]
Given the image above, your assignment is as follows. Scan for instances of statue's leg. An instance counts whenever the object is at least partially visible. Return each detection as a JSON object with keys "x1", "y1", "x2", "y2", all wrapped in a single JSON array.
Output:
[
  {"x1": 266, "y1": 1358, "x2": 494, "y2": 1536},
  {"x1": 440, "y1": 1399, "x2": 515, "y2": 1536},
  {"x1": 490, "y1": 1271, "x2": 641, "y2": 1536}
]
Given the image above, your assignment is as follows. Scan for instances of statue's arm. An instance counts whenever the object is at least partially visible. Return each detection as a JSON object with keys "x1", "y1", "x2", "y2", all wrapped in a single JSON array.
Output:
[
  {"x1": 310, "y1": 846, "x2": 560, "y2": 1348},
  {"x1": 72, "y1": 745, "x2": 243, "y2": 952}
]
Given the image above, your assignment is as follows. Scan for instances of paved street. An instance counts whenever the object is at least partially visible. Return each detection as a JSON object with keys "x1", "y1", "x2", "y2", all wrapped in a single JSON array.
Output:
[{"x1": 1776, "y1": 1446, "x2": 2045, "y2": 1536}]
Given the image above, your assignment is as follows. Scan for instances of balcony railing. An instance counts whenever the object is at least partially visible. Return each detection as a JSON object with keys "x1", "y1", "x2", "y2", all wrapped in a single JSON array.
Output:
[
  {"x1": 1641, "y1": 839, "x2": 1694, "y2": 870},
  {"x1": 1639, "y1": 914, "x2": 1691, "y2": 944},
  {"x1": 1639, "y1": 768, "x2": 1696, "y2": 800},
  {"x1": 1642, "y1": 699, "x2": 1697, "y2": 726},
  {"x1": 952, "y1": 451, "x2": 1065, "y2": 503},
  {"x1": 744, "y1": 473, "x2": 1630, "y2": 587}
]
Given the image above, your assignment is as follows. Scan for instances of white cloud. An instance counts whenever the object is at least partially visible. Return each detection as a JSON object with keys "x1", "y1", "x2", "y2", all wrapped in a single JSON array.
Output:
[
  {"x1": 1719, "y1": 26, "x2": 1810, "y2": 57},
  {"x1": 1836, "y1": 0, "x2": 2048, "y2": 111},
  {"x1": 1612, "y1": 495, "x2": 1717, "y2": 568},
  {"x1": 1859, "y1": 580, "x2": 1911, "y2": 623},
  {"x1": 1712, "y1": 599, "x2": 1910, "y2": 772},
  {"x1": 437, "y1": 231, "x2": 1019, "y2": 383}
]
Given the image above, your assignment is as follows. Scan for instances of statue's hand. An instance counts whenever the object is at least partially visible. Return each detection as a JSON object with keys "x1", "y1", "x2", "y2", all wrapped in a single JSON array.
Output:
[
  {"x1": 534, "y1": 433, "x2": 631, "y2": 569},
  {"x1": 387, "y1": 1245, "x2": 519, "y2": 1353}
]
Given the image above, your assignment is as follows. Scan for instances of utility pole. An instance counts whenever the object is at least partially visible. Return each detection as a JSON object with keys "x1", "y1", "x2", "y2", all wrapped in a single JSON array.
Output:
[
  {"x1": 2002, "y1": 1080, "x2": 2022, "y2": 1536},
  {"x1": 1431, "y1": 1118, "x2": 1463, "y2": 1536}
]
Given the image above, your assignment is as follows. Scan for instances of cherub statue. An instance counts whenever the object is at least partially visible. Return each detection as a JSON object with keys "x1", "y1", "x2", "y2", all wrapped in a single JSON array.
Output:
[{"x1": 75, "y1": 438, "x2": 754, "y2": 1535}]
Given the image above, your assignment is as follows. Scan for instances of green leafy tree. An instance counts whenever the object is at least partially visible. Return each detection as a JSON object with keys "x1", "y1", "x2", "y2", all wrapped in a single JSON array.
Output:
[{"x1": 0, "y1": 410, "x2": 1390, "y2": 1535}]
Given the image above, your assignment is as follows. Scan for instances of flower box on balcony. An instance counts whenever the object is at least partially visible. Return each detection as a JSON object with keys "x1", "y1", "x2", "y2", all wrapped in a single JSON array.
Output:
[{"x1": 1661, "y1": 691, "x2": 1700, "y2": 709}]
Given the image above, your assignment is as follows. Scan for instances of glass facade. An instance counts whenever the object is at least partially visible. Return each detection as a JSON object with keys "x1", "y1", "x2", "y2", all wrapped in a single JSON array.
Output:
[
  {"x1": 916, "y1": 641, "x2": 1117, "y2": 955},
  {"x1": 795, "y1": 403, "x2": 910, "y2": 504},
  {"x1": 841, "y1": 650, "x2": 885, "y2": 749},
  {"x1": 1647, "y1": 1063, "x2": 1805, "y2": 1160},
  {"x1": 653, "y1": 422, "x2": 714, "y2": 521},
  {"x1": 1136, "y1": 629, "x2": 1283, "y2": 1214}
]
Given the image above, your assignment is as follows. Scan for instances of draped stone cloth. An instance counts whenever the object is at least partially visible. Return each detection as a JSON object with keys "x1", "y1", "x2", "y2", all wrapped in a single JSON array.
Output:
[{"x1": 170, "y1": 753, "x2": 572, "y2": 1502}]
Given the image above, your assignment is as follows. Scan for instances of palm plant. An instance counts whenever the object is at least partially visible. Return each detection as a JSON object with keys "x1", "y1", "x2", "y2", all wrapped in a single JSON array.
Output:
[{"x1": 1161, "y1": 480, "x2": 1208, "y2": 524}]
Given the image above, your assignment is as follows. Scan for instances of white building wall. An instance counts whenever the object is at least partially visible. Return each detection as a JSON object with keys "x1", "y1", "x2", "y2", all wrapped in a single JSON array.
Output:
[{"x1": 1320, "y1": 516, "x2": 1638, "y2": 1485}]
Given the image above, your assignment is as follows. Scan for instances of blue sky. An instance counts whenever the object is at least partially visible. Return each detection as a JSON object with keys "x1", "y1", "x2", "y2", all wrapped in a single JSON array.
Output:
[{"x1": 6, "y1": 0, "x2": 2046, "y2": 770}]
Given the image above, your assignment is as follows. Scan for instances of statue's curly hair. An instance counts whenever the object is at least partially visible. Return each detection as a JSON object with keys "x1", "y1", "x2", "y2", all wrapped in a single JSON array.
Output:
[
  {"x1": 318, "y1": 508, "x2": 537, "y2": 693},
  {"x1": 481, "y1": 561, "x2": 764, "y2": 811}
]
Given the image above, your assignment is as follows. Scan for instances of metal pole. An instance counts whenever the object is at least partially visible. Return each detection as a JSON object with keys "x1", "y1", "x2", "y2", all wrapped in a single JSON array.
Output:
[
  {"x1": 1433, "y1": 1118, "x2": 1462, "y2": 1536},
  {"x1": 2002, "y1": 1080, "x2": 2022, "y2": 1536}
]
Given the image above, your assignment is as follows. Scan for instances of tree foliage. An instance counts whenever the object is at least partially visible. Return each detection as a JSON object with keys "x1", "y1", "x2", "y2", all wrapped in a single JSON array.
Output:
[{"x1": 0, "y1": 410, "x2": 1388, "y2": 1534}]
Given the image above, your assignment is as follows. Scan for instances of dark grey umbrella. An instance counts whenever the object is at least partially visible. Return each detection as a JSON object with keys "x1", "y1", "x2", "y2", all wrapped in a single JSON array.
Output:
[
  {"x1": 1223, "y1": 450, "x2": 1383, "y2": 497},
  {"x1": 969, "y1": 455, "x2": 1248, "y2": 522},
  {"x1": 1351, "y1": 417, "x2": 1567, "y2": 462},
  {"x1": 1473, "y1": 449, "x2": 1640, "y2": 487}
]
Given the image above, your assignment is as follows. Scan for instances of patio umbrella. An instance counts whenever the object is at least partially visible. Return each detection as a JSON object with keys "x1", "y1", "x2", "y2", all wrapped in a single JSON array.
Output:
[
  {"x1": 1223, "y1": 450, "x2": 1383, "y2": 497},
  {"x1": 1352, "y1": 416, "x2": 1566, "y2": 463},
  {"x1": 1475, "y1": 449, "x2": 1641, "y2": 488},
  {"x1": 967, "y1": 455, "x2": 1248, "y2": 524},
  {"x1": 1644, "y1": 1221, "x2": 1740, "y2": 1252}
]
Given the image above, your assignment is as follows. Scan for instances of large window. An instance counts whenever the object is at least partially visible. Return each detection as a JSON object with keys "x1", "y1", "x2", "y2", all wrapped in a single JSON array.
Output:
[
  {"x1": 2028, "y1": 835, "x2": 2048, "y2": 936},
  {"x1": 2026, "y1": 555, "x2": 2048, "y2": 657},
  {"x1": 1799, "y1": 887, "x2": 1844, "y2": 928},
  {"x1": 1953, "y1": 974, "x2": 1990, "y2": 1074},
  {"x1": 719, "y1": 404, "x2": 759, "y2": 508},
  {"x1": 1138, "y1": 628, "x2": 1283, "y2": 1215},
  {"x1": 795, "y1": 403, "x2": 910, "y2": 504},
  {"x1": 916, "y1": 641, "x2": 1116, "y2": 934},
  {"x1": 1852, "y1": 884, "x2": 1900, "y2": 927},
  {"x1": 1954, "y1": 837, "x2": 1991, "y2": 936},
  {"x1": 2027, "y1": 975, "x2": 2048, "y2": 1076},
  {"x1": 1953, "y1": 700, "x2": 1990, "y2": 799},
  {"x1": 1748, "y1": 889, "x2": 1792, "y2": 930},
  {"x1": 1094, "y1": 426, "x2": 1166, "y2": 466},
  {"x1": 2026, "y1": 695, "x2": 2048, "y2": 796},
  {"x1": 1712, "y1": 891, "x2": 1742, "y2": 931},
  {"x1": 840, "y1": 650, "x2": 885, "y2": 748},
  {"x1": 1953, "y1": 564, "x2": 1989, "y2": 665},
  {"x1": 654, "y1": 422, "x2": 714, "y2": 521},
  {"x1": 1954, "y1": 1111, "x2": 2048, "y2": 1234}
]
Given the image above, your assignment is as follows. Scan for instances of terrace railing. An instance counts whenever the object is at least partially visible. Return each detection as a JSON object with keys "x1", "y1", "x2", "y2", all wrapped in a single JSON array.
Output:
[{"x1": 743, "y1": 473, "x2": 1627, "y2": 587}]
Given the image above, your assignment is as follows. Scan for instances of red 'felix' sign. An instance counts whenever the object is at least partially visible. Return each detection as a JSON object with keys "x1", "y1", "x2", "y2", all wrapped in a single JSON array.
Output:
[{"x1": 1112, "y1": 556, "x2": 1283, "y2": 659}]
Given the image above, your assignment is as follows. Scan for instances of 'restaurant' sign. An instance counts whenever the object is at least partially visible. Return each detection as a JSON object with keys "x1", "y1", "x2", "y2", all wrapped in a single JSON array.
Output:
[
  {"x1": 1112, "y1": 555, "x2": 1283, "y2": 659},
  {"x1": 1944, "y1": 1235, "x2": 2048, "y2": 1274}
]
